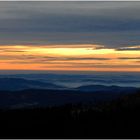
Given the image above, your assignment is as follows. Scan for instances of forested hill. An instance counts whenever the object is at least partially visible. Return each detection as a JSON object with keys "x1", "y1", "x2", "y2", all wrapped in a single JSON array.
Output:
[{"x1": 0, "y1": 89, "x2": 140, "y2": 138}]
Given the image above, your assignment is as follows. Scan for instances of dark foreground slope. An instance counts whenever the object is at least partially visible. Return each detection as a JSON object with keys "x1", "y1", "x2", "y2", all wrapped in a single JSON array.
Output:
[
  {"x1": 0, "y1": 89, "x2": 140, "y2": 138},
  {"x1": 0, "y1": 85, "x2": 137, "y2": 108}
]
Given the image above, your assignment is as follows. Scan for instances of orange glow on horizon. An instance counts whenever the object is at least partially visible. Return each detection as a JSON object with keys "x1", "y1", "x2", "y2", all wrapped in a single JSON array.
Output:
[{"x1": 0, "y1": 44, "x2": 140, "y2": 72}]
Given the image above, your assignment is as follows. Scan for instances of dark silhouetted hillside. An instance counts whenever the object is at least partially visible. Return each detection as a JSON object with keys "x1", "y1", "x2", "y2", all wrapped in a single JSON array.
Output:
[
  {"x1": 0, "y1": 89, "x2": 140, "y2": 138},
  {"x1": 0, "y1": 85, "x2": 138, "y2": 109},
  {"x1": 76, "y1": 84, "x2": 136, "y2": 93}
]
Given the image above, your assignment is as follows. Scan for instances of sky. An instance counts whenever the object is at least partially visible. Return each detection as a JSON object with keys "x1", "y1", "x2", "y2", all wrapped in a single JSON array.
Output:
[{"x1": 0, "y1": 2, "x2": 140, "y2": 72}]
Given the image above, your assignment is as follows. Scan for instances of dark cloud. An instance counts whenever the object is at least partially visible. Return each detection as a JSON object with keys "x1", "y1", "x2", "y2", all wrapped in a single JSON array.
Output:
[
  {"x1": 118, "y1": 57, "x2": 140, "y2": 60},
  {"x1": 0, "y1": 54, "x2": 110, "y2": 63},
  {"x1": 0, "y1": 2, "x2": 140, "y2": 49},
  {"x1": 53, "y1": 57, "x2": 110, "y2": 61},
  {"x1": 41, "y1": 64, "x2": 140, "y2": 69}
]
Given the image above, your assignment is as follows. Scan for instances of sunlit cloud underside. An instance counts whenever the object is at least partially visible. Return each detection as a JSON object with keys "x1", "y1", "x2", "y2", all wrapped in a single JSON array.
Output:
[{"x1": 0, "y1": 44, "x2": 140, "y2": 72}]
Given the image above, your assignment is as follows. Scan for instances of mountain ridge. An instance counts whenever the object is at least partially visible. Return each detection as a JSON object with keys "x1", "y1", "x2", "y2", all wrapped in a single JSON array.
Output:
[{"x1": 0, "y1": 77, "x2": 65, "y2": 91}]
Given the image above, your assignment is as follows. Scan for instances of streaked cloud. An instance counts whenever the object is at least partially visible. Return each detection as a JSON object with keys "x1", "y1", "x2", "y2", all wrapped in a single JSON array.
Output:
[
  {"x1": 116, "y1": 46, "x2": 140, "y2": 51},
  {"x1": 118, "y1": 57, "x2": 140, "y2": 60},
  {"x1": 0, "y1": 2, "x2": 140, "y2": 72},
  {"x1": 0, "y1": 44, "x2": 139, "y2": 71},
  {"x1": 0, "y1": 2, "x2": 140, "y2": 49}
]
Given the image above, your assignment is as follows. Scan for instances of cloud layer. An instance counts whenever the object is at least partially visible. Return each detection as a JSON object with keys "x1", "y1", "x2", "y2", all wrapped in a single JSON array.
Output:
[
  {"x1": 0, "y1": 2, "x2": 140, "y2": 49},
  {"x1": 0, "y1": 2, "x2": 140, "y2": 71}
]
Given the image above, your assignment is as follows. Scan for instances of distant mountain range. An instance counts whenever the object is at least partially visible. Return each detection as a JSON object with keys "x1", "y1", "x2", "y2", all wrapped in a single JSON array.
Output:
[
  {"x1": 0, "y1": 77, "x2": 138, "y2": 92},
  {"x1": 76, "y1": 84, "x2": 137, "y2": 93},
  {"x1": 0, "y1": 78, "x2": 65, "y2": 91},
  {"x1": 0, "y1": 73, "x2": 140, "y2": 88},
  {"x1": 0, "y1": 77, "x2": 139, "y2": 109}
]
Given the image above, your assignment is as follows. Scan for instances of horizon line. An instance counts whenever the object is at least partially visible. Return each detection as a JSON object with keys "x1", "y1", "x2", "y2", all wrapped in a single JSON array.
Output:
[{"x1": 0, "y1": 69, "x2": 139, "y2": 74}]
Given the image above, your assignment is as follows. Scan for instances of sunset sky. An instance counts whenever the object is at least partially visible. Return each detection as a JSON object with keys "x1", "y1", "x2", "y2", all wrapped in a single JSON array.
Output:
[{"x1": 0, "y1": 2, "x2": 140, "y2": 72}]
